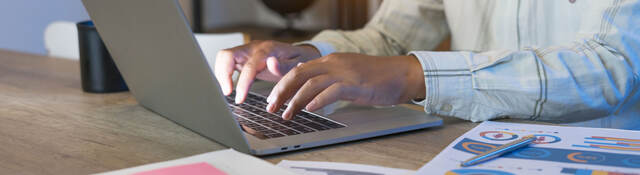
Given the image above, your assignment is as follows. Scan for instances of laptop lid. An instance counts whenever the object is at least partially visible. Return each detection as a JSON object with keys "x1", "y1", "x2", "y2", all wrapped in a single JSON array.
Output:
[{"x1": 81, "y1": 0, "x2": 251, "y2": 153}]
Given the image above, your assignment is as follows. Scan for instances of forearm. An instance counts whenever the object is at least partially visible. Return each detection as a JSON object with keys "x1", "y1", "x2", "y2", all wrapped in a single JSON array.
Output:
[
  {"x1": 411, "y1": 41, "x2": 639, "y2": 123},
  {"x1": 412, "y1": 0, "x2": 640, "y2": 124}
]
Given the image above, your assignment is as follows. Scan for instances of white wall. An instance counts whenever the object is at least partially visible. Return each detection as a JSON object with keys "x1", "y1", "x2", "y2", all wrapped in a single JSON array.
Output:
[{"x1": 0, "y1": 0, "x2": 90, "y2": 55}]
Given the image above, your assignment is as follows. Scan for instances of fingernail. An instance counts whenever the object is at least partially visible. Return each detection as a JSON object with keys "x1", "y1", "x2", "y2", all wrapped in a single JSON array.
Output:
[
  {"x1": 266, "y1": 94, "x2": 274, "y2": 103},
  {"x1": 234, "y1": 94, "x2": 242, "y2": 104},
  {"x1": 282, "y1": 110, "x2": 290, "y2": 120},
  {"x1": 266, "y1": 103, "x2": 274, "y2": 112},
  {"x1": 284, "y1": 104, "x2": 295, "y2": 120},
  {"x1": 305, "y1": 100, "x2": 316, "y2": 111}
]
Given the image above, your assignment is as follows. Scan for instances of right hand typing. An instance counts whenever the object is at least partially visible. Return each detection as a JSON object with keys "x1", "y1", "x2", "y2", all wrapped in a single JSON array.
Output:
[{"x1": 214, "y1": 40, "x2": 321, "y2": 104}]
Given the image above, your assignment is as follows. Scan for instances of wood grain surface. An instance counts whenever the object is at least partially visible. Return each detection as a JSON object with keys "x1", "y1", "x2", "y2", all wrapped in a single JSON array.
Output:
[{"x1": 0, "y1": 49, "x2": 540, "y2": 174}]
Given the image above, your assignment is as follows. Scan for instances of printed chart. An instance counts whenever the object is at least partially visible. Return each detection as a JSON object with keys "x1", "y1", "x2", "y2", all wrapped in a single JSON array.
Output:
[
  {"x1": 417, "y1": 122, "x2": 640, "y2": 175},
  {"x1": 560, "y1": 167, "x2": 639, "y2": 175},
  {"x1": 573, "y1": 136, "x2": 640, "y2": 152},
  {"x1": 453, "y1": 138, "x2": 640, "y2": 168},
  {"x1": 480, "y1": 131, "x2": 519, "y2": 141}
]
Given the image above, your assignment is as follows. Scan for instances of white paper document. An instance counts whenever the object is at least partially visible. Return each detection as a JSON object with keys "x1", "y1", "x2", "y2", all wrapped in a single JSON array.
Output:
[
  {"x1": 278, "y1": 160, "x2": 415, "y2": 175},
  {"x1": 417, "y1": 121, "x2": 640, "y2": 175},
  {"x1": 95, "y1": 149, "x2": 296, "y2": 175}
]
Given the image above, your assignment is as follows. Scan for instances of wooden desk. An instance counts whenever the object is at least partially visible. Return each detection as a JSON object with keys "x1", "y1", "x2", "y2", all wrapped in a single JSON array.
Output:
[{"x1": 0, "y1": 49, "x2": 539, "y2": 174}]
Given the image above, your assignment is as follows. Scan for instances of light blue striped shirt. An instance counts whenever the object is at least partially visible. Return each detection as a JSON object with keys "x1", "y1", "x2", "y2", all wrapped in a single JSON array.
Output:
[{"x1": 300, "y1": 0, "x2": 640, "y2": 130}]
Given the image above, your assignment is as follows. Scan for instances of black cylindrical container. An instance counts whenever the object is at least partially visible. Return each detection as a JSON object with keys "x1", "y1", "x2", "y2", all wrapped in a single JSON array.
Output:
[{"x1": 77, "y1": 21, "x2": 128, "y2": 93}]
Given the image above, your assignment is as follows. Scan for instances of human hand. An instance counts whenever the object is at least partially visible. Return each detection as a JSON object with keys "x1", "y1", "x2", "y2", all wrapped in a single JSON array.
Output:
[
  {"x1": 214, "y1": 40, "x2": 321, "y2": 104},
  {"x1": 265, "y1": 53, "x2": 426, "y2": 120}
]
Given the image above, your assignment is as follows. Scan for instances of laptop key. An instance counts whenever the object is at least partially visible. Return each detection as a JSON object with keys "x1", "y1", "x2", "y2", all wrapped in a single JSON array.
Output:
[
  {"x1": 256, "y1": 111, "x2": 271, "y2": 116},
  {"x1": 292, "y1": 126, "x2": 314, "y2": 133},
  {"x1": 300, "y1": 115, "x2": 342, "y2": 127},
  {"x1": 293, "y1": 118, "x2": 311, "y2": 124},
  {"x1": 317, "y1": 120, "x2": 342, "y2": 127},
  {"x1": 254, "y1": 126, "x2": 269, "y2": 131},
  {"x1": 246, "y1": 98, "x2": 267, "y2": 108},
  {"x1": 261, "y1": 129, "x2": 277, "y2": 135},
  {"x1": 263, "y1": 122, "x2": 281, "y2": 128},
  {"x1": 265, "y1": 115, "x2": 284, "y2": 122},
  {"x1": 271, "y1": 125, "x2": 286, "y2": 130},
  {"x1": 234, "y1": 117, "x2": 247, "y2": 122},
  {"x1": 327, "y1": 123, "x2": 345, "y2": 128},
  {"x1": 281, "y1": 121, "x2": 298, "y2": 127},
  {"x1": 307, "y1": 116, "x2": 330, "y2": 123},
  {"x1": 237, "y1": 120, "x2": 250, "y2": 125},
  {"x1": 304, "y1": 122, "x2": 330, "y2": 131},
  {"x1": 247, "y1": 93, "x2": 267, "y2": 101},
  {"x1": 244, "y1": 123, "x2": 260, "y2": 128},
  {"x1": 299, "y1": 113, "x2": 319, "y2": 119},
  {"x1": 247, "y1": 116, "x2": 262, "y2": 121},
  {"x1": 281, "y1": 129, "x2": 300, "y2": 135}
]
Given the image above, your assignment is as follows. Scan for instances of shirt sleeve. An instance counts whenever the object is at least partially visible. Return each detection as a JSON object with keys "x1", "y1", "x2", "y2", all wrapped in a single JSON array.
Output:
[
  {"x1": 411, "y1": 1, "x2": 640, "y2": 123},
  {"x1": 297, "y1": 0, "x2": 449, "y2": 56}
]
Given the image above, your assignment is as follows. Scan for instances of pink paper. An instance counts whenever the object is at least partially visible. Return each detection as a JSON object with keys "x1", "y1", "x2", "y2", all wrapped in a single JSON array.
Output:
[{"x1": 133, "y1": 162, "x2": 227, "y2": 175}]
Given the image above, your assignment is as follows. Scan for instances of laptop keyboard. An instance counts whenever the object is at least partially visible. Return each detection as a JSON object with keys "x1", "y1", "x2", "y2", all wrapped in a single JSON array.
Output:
[{"x1": 225, "y1": 91, "x2": 346, "y2": 139}]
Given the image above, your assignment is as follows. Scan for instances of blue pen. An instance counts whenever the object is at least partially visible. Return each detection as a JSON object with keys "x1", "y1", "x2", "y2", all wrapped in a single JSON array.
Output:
[{"x1": 461, "y1": 135, "x2": 536, "y2": 167}]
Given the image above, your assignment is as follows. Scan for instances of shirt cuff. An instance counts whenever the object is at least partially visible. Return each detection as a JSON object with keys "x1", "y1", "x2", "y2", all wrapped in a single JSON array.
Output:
[
  {"x1": 294, "y1": 41, "x2": 336, "y2": 57},
  {"x1": 409, "y1": 51, "x2": 474, "y2": 121}
]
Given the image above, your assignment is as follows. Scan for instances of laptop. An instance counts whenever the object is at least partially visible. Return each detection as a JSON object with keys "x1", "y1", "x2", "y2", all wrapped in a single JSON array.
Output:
[{"x1": 81, "y1": 0, "x2": 442, "y2": 155}]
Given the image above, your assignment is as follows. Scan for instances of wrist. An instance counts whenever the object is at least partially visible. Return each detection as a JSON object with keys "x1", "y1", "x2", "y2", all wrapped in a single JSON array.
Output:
[
  {"x1": 405, "y1": 55, "x2": 426, "y2": 100},
  {"x1": 296, "y1": 45, "x2": 322, "y2": 62}
]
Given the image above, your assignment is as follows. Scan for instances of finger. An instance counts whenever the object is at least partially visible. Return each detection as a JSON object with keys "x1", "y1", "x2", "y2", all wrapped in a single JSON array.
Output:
[
  {"x1": 235, "y1": 57, "x2": 266, "y2": 104},
  {"x1": 255, "y1": 69, "x2": 282, "y2": 82},
  {"x1": 305, "y1": 83, "x2": 350, "y2": 112},
  {"x1": 266, "y1": 61, "x2": 325, "y2": 113},
  {"x1": 267, "y1": 55, "x2": 304, "y2": 77},
  {"x1": 281, "y1": 75, "x2": 335, "y2": 120},
  {"x1": 234, "y1": 63, "x2": 244, "y2": 71},
  {"x1": 265, "y1": 56, "x2": 282, "y2": 76},
  {"x1": 214, "y1": 50, "x2": 236, "y2": 95}
]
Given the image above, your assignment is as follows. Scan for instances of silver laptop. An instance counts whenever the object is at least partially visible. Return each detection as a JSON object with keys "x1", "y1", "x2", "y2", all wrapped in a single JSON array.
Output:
[{"x1": 81, "y1": 0, "x2": 442, "y2": 155}]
